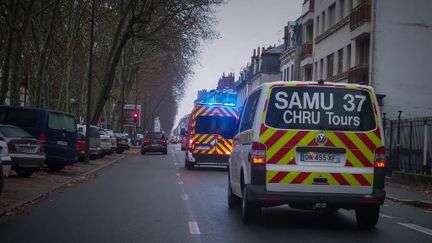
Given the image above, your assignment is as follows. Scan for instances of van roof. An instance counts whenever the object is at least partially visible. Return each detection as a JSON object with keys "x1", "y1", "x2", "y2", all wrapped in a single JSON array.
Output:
[
  {"x1": 257, "y1": 81, "x2": 373, "y2": 91},
  {"x1": 0, "y1": 105, "x2": 75, "y2": 116}
]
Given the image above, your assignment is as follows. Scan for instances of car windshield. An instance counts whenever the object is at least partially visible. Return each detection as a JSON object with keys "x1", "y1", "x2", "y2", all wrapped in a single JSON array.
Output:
[
  {"x1": 144, "y1": 133, "x2": 165, "y2": 139},
  {"x1": 0, "y1": 126, "x2": 33, "y2": 138},
  {"x1": 265, "y1": 86, "x2": 376, "y2": 131},
  {"x1": 195, "y1": 116, "x2": 237, "y2": 139}
]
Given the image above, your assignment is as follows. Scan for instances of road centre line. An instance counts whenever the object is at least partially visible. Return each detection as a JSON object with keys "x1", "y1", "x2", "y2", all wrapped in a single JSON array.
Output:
[
  {"x1": 397, "y1": 223, "x2": 432, "y2": 236},
  {"x1": 176, "y1": 173, "x2": 181, "y2": 176},
  {"x1": 178, "y1": 180, "x2": 184, "y2": 185},
  {"x1": 188, "y1": 221, "x2": 201, "y2": 235},
  {"x1": 379, "y1": 213, "x2": 394, "y2": 219},
  {"x1": 181, "y1": 194, "x2": 189, "y2": 200}
]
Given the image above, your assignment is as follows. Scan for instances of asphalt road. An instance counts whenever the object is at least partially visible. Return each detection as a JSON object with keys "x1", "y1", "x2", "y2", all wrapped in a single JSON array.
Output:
[{"x1": 0, "y1": 144, "x2": 431, "y2": 243}]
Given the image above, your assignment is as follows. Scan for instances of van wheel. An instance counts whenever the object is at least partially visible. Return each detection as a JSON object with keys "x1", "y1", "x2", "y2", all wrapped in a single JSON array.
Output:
[
  {"x1": 228, "y1": 173, "x2": 241, "y2": 209},
  {"x1": 355, "y1": 206, "x2": 380, "y2": 229},
  {"x1": 241, "y1": 185, "x2": 261, "y2": 224},
  {"x1": 185, "y1": 154, "x2": 193, "y2": 170},
  {"x1": 46, "y1": 161, "x2": 66, "y2": 172},
  {"x1": 15, "y1": 167, "x2": 37, "y2": 178}
]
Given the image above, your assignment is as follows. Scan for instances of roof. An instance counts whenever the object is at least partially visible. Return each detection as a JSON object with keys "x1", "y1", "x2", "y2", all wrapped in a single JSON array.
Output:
[
  {"x1": 257, "y1": 80, "x2": 374, "y2": 91},
  {"x1": 263, "y1": 44, "x2": 284, "y2": 55}
]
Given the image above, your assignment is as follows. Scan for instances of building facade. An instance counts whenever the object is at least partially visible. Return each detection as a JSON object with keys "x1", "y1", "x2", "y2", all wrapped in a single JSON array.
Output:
[{"x1": 280, "y1": 19, "x2": 302, "y2": 81}]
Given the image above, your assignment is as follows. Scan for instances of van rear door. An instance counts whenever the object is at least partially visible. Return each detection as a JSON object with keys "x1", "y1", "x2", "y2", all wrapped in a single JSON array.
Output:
[
  {"x1": 46, "y1": 112, "x2": 77, "y2": 162},
  {"x1": 260, "y1": 84, "x2": 383, "y2": 194}
]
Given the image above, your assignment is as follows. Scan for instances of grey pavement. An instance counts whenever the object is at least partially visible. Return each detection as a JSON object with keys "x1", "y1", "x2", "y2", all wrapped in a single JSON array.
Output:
[{"x1": 0, "y1": 144, "x2": 431, "y2": 243}]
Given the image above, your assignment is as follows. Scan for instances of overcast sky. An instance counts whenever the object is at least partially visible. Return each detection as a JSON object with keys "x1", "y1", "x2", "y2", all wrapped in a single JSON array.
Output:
[{"x1": 174, "y1": 0, "x2": 302, "y2": 128}]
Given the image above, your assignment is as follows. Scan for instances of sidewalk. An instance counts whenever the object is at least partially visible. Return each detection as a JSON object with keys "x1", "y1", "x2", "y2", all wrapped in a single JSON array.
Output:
[
  {"x1": 386, "y1": 177, "x2": 432, "y2": 208},
  {"x1": 0, "y1": 151, "x2": 133, "y2": 216}
]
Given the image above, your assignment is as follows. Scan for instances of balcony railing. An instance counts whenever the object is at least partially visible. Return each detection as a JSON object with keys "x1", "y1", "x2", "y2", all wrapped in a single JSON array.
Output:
[
  {"x1": 301, "y1": 42, "x2": 313, "y2": 60},
  {"x1": 348, "y1": 65, "x2": 369, "y2": 84},
  {"x1": 350, "y1": 1, "x2": 371, "y2": 31}
]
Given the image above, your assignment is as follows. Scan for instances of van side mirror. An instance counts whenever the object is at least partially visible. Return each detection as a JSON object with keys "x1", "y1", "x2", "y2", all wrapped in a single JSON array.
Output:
[{"x1": 180, "y1": 128, "x2": 187, "y2": 136}]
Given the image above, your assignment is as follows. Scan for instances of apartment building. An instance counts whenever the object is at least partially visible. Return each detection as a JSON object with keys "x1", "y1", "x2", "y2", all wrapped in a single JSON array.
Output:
[
  {"x1": 280, "y1": 19, "x2": 302, "y2": 81},
  {"x1": 302, "y1": 0, "x2": 432, "y2": 118}
]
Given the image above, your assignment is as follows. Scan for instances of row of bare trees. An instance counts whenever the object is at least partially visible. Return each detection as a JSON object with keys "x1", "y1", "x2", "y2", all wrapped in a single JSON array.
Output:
[{"x1": 0, "y1": 0, "x2": 223, "y2": 132}]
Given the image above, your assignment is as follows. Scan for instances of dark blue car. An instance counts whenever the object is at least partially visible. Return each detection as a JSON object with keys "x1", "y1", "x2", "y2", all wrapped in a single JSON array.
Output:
[{"x1": 0, "y1": 106, "x2": 77, "y2": 171}]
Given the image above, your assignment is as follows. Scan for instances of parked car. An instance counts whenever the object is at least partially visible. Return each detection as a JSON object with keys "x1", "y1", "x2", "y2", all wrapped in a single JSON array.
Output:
[
  {"x1": 104, "y1": 129, "x2": 117, "y2": 153},
  {"x1": 98, "y1": 129, "x2": 112, "y2": 156},
  {"x1": 0, "y1": 140, "x2": 12, "y2": 178},
  {"x1": 0, "y1": 124, "x2": 45, "y2": 177},
  {"x1": 76, "y1": 125, "x2": 102, "y2": 160},
  {"x1": 141, "y1": 132, "x2": 168, "y2": 155},
  {"x1": 0, "y1": 106, "x2": 77, "y2": 172},
  {"x1": 0, "y1": 156, "x2": 3, "y2": 194},
  {"x1": 113, "y1": 131, "x2": 129, "y2": 153},
  {"x1": 123, "y1": 133, "x2": 132, "y2": 148}
]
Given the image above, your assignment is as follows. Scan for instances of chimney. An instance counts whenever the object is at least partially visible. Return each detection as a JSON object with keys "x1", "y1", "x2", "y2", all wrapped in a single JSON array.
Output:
[
  {"x1": 257, "y1": 47, "x2": 261, "y2": 56},
  {"x1": 253, "y1": 49, "x2": 256, "y2": 56}
]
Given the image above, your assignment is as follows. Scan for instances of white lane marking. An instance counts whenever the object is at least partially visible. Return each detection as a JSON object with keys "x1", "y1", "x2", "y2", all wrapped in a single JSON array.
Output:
[
  {"x1": 188, "y1": 221, "x2": 201, "y2": 235},
  {"x1": 181, "y1": 194, "x2": 189, "y2": 200},
  {"x1": 425, "y1": 210, "x2": 432, "y2": 214},
  {"x1": 178, "y1": 180, "x2": 184, "y2": 185},
  {"x1": 174, "y1": 163, "x2": 178, "y2": 166},
  {"x1": 176, "y1": 173, "x2": 181, "y2": 176},
  {"x1": 379, "y1": 213, "x2": 394, "y2": 219},
  {"x1": 398, "y1": 223, "x2": 432, "y2": 236},
  {"x1": 176, "y1": 148, "x2": 180, "y2": 151}
]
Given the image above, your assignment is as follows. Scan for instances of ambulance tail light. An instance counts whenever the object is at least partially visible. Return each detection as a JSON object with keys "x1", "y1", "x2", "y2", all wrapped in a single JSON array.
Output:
[
  {"x1": 374, "y1": 146, "x2": 386, "y2": 168},
  {"x1": 250, "y1": 142, "x2": 266, "y2": 164}
]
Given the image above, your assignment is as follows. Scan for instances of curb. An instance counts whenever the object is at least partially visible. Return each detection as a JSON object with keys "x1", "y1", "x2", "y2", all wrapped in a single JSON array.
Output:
[
  {"x1": 386, "y1": 195, "x2": 432, "y2": 209},
  {"x1": 1, "y1": 155, "x2": 125, "y2": 216}
]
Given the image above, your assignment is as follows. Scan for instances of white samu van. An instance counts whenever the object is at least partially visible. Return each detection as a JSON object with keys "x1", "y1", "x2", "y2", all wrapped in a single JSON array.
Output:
[{"x1": 228, "y1": 81, "x2": 386, "y2": 228}]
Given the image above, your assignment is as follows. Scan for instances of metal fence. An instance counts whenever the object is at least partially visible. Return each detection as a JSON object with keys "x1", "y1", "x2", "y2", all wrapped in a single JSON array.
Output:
[{"x1": 383, "y1": 116, "x2": 432, "y2": 175}]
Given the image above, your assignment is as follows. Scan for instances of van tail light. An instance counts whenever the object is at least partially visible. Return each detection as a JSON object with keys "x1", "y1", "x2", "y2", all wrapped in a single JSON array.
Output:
[
  {"x1": 374, "y1": 146, "x2": 386, "y2": 168},
  {"x1": 143, "y1": 139, "x2": 151, "y2": 145},
  {"x1": 7, "y1": 143, "x2": 16, "y2": 152},
  {"x1": 250, "y1": 142, "x2": 266, "y2": 164},
  {"x1": 38, "y1": 133, "x2": 47, "y2": 143}
]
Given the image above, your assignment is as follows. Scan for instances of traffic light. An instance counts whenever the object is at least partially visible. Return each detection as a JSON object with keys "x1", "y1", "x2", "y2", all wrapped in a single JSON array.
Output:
[{"x1": 133, "y1": 112, "x2": 138, "y2": 123}]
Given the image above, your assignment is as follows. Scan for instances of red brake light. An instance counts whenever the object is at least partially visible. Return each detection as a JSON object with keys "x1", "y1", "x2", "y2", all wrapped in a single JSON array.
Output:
[
  {"x1": 38, "y1": 133, "x2": 47, "y2": 143},
  {"x1": 143, "y1": 139, "x2": 151, "y2": 145},
  {"x1": 374, "y1": 146, "x2": 386, "y2": 168},
  {"x1": 76, "y1": 140, "x2": 85, "y2": 151},
  {"x1": 250, "y1": 142, "x2": 266, "y2": 164},
  {"x1": 160, "y1": 139, "x2": 166, "y2": 144}
]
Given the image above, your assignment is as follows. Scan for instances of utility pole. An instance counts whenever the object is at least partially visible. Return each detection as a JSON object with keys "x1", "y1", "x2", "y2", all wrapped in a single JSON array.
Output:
[{"x1": 84, "y1": 0, "x2": 95, "y2": 164}]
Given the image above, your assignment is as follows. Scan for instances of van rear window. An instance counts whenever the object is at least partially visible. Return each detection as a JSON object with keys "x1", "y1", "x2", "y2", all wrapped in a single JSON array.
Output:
[
  {"x1": 195, "y1": 116, "x2": 237, "y2": 139},
  {"x1": 0, "y1": 109, "x2": 37, "y2": 127},
  {"x1": 265, "y1": 86, "x2": 376, "y2": 131},
  {"x1": 48, "y1": 112, "x2": 76, "y2": 132}
]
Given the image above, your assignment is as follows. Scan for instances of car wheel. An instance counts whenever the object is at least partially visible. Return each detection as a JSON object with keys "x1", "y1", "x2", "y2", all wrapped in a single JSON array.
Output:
[
  {"x1": 141, "y1": 150, "x2": 146, "y2": 155},
  {"x1": 116, "y1": 149, "x2": 124, "y2": 154},
  {"x1": 15, "y1": 167, "x2": 37, "y2": 178},
  {"x1": 355, "y1": 206, "x2": 380, "y2": 229},
  {"x1": 185, "y1": 154, "x2": 193, "y2": 170},
  {"x1": 0, "y1": 172, "x2": 4, "y2": 194},
  {"x1": 78, "y1": 155, "x2": 84, "y2": 162},
  {"x1": 228, "y1": 172, "x2": 241, "y2": 209},
  {"x1": 163, "y1": 150, "x2": 167, "y2": 155},
  {"x1": 90, "y1": 155, "x2": 98, "y2": 160},
  {"x1": 46, "y1": 161, "x2": 66, "y2": 172},
  {"x1": 241, "y1": 185, "x2": 261, "y2": 224}
]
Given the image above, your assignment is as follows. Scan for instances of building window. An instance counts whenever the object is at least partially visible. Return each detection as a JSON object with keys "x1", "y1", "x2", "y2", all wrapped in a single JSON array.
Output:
[
  {"x1": 314, "y1": 62, "x2": 318, "y2": 80},
  {"x1": 357, "y1": 39, "x2": 370, "y2": 65},
  {"x1": 327, "y1": 53, "x2": 334, "y2": 78},
  {"x1": 321, "y1": 11, "x2": 326, "y2": 32},
  {"x1": 338, "y1": 48, "x2": 343, "y2": 73},
  {"x1": 329, "y1": 3, "x2": 336, "y2": 27},
  {"x1": 291, "y1": 64, "x2": 294, "y2": 80},
  {"x1": 319, "y1": 59, "x2": 324, "y2": 79},
  {"x1": 340, "y1": 0, "x2": 345, "y2": 19},
  {"x1": 347, "y1": 44, "x2": 351, "y2": 70},
  {"x1": 316, "y1": 16, "x2": 320, "y2": 36}
]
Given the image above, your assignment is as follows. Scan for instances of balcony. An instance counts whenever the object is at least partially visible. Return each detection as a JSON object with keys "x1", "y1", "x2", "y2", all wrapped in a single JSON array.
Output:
[
  {"x1": 302, "y1": 0, "x2": 314, "y2": 17},
  {"x1": 301, "y1": 42, "x2": 313, "y2": 60},
  {"x1": 350, "y1": 1, "x2": 371, "y2": 31},
  {"x1": 348, "y1": 65, "x2": 369, "y2": 85}
]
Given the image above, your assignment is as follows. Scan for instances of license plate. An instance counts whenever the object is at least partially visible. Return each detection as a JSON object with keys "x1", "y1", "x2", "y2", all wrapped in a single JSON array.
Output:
[
  {"x1": 196, "y1": 145, "x2": 210, "y2": 150},
  {"x1": 17, "y1": 147, "x2": 37, "y2": 153},
  {"x1": 300, "y1": 152, "x2": 340, "y2": 163},
  {"x1": 57, "y1": 141, "x2": 68, "y2": 146}
]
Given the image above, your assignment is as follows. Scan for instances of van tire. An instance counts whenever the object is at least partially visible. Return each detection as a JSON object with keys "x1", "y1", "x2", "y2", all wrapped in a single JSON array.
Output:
[
  {"x1": 241, "y1": 185, "x2": 261, "y2": 224},
  {"x1": 355, "y1": 206, "x2": 380, "y2": 229},
  {"x1": 185, "y1": 154, "x2": 194, "y2": 170},
  {"x1": 228, "y1": 172, "x2": 241, "y2": 209},
  {"x1": 46, "y1": 161, "x2": 66, "y2": 172},
  {"x1": 15, "y1": 167, "x2": 37, "y2": 178}
]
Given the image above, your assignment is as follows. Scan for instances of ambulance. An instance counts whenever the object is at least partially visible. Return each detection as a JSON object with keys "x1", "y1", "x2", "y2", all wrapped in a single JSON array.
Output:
[
  {"x1": 183, "y1": 103, "x2": 239, "y2": 169},
  {"x1": 228, "y1": 81, "x2": 386, "y2": 228}
]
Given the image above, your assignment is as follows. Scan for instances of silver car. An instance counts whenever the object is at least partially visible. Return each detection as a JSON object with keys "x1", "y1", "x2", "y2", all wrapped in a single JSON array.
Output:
[{"x1": 0, "y1": 124, "x2": 45, "y2": 177}]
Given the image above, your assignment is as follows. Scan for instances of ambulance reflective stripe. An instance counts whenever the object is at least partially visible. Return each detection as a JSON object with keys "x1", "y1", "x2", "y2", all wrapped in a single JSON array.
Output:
[
  {"x1": 266, "y1": 171, "x2": 373, "y2": 186},
  {"x1": 192, "y1": 106, "x2": 239, "y2": 119}
]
